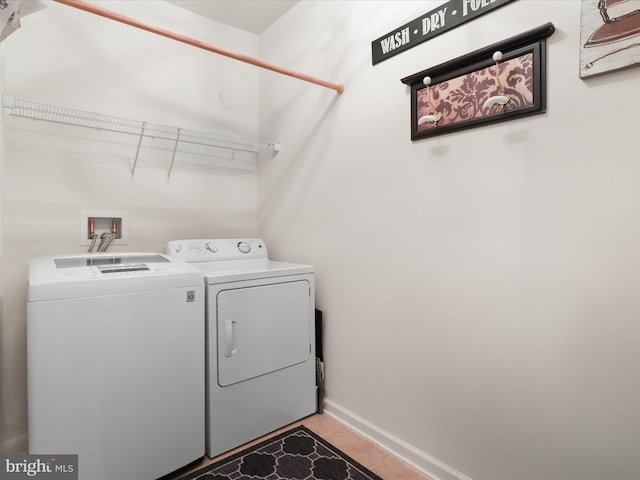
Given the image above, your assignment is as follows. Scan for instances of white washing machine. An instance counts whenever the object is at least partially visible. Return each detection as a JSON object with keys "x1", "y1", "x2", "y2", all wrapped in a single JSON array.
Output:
[
  {"x1": 27, "y1": 253, "x2": 205, "y2": 480},
  {"x1": 167, "y1": 239, "x2": 316, "y2": 458}
]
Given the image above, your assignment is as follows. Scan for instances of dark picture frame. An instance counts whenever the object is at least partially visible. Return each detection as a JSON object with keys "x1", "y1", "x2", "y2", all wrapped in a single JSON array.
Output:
[{"x1": 401, "y1": 23, "x2": 555, "y2": 140}]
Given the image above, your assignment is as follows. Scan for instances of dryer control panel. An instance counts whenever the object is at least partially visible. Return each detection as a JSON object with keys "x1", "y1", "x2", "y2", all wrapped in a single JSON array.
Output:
[{"x1": 167, "y1": 239, "x2": 268, "y2": 263}]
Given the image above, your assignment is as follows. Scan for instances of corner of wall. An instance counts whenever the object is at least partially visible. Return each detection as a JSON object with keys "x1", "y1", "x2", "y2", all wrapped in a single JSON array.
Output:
[{"x1": 323, "y1": 398, "x2": 473, "y2": 480}]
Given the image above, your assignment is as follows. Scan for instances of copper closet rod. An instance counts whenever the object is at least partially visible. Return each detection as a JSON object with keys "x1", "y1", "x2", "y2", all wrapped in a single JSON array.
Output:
[{"x1": 54, "y1": 0, "x2": 345, "y2": 94}]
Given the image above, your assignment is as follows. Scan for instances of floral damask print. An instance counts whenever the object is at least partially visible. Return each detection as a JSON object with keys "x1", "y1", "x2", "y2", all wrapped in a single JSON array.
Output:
[{"x1": 417, "y1": 53, "x2": 534, "y2": 130}]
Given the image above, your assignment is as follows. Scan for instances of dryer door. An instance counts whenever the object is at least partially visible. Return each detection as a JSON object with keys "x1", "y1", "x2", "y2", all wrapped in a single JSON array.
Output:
[{"x1": 216, "y1": 280, "x2": 311, "y2": 387}]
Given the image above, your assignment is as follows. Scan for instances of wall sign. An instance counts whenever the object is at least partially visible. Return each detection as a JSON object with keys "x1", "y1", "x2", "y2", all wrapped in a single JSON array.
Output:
[
  {"x1": 372, "y1": 0, "x2": 517, "y2": 65},
  {"x1": 579, "y1": 0, "x2": 640, "y2": 78}
]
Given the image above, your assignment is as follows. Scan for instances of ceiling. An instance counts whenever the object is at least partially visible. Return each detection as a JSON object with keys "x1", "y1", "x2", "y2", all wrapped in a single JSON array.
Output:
[{"x1": 167, "y1": 0, "x2": 299, "y2": 35}]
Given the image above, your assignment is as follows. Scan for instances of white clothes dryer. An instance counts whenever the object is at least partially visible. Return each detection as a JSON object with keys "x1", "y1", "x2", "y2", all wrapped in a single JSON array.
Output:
[
  {"x1": 167, "y1": 239, "x2": 316, "y2": 458},
  {"x1": 27, "y1": 253, "x2": 205, "y2": 480}
]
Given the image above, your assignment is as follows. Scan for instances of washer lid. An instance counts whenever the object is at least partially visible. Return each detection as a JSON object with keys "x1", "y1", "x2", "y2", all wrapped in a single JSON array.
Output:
[
  {"x1": 53, "y1": 254, "x2": 169, "y2": 271},
  {"x1": 28, "y1": 253, "x2": 204, "y2": 301}
]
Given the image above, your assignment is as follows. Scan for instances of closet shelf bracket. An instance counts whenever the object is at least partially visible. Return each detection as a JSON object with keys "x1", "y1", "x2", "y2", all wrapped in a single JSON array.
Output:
[
  {"x1": 167, "y1": 128, "x2": 181, "y2": 180},
  {"x1": 130, "y1": 121, "x2": 146, "y2": 179}
]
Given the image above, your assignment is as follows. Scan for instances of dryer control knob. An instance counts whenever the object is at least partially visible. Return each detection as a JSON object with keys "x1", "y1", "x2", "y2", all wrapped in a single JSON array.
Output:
[
  {"x1": 237, "y1": 241, "x2": 251, "y2": 254},
  {"x1": 205, "y1": 242, "x2": 218, "y2": 253}
]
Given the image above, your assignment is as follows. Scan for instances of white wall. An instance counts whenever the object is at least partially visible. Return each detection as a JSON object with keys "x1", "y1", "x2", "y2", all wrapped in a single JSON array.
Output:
[
  {"x1": 258, "y1": 1, "x2": 640, "y2": 479},
  {"x1": 1, "y1": 0, "x2": 261, "y2": 453}
]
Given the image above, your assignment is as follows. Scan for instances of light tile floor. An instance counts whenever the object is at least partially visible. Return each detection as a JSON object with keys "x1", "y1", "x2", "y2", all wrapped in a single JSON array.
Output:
[{"x1": 168, "y1": 413, "x2": 432, "y2": 480}]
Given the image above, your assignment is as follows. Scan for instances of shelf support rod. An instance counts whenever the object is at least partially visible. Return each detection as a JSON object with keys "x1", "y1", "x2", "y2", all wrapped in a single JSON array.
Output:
[
  {"x1": 130, "y1": 121, "x2": 146, "y2": 179},
  {"x1": 167, "y1": 127, "x2": 181, "y2": 180},
  {"x1": 54, "y1": 0, "x2": 345, "y2": 94}
]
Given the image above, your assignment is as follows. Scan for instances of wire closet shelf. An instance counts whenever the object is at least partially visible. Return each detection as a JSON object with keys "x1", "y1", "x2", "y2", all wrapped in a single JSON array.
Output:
[{"x1": 2, "y1": 96, "x2": 267, "y2": 177}]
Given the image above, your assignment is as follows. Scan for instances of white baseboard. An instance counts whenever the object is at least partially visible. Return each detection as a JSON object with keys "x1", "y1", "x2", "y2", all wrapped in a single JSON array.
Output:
[{"x1": 323, "y1": 398, "x2": 472, "y2": 480}]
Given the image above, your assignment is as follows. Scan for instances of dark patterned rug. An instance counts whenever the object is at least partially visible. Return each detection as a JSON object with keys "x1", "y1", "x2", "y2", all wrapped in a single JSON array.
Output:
[{"x1": 177, "y1": 425, "x2": 383, "y2": 480}]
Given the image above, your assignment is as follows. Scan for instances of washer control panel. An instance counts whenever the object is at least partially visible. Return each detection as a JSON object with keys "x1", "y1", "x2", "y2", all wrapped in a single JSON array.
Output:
[{"x1": 167, "y1": 238, "x2": 267, "y2": 262}]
